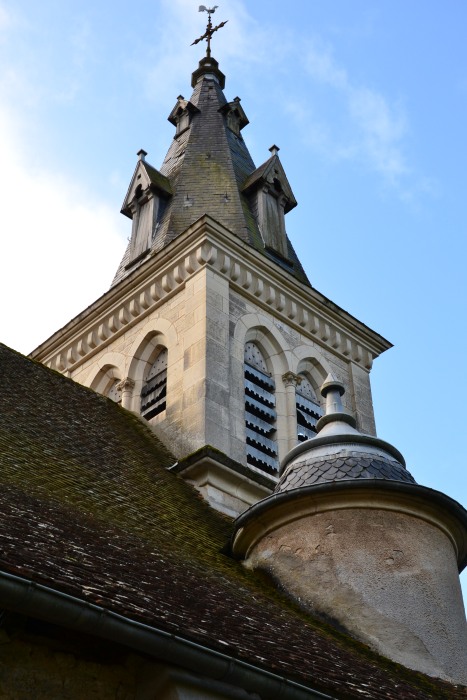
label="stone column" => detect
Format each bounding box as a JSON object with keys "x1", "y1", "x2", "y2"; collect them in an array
[
  {"x1": 282, "y1": 372, "x2": 301, "y2": 451},
  {"x1": 117, "y1": 378, "x2": 135, "y2": 411}
]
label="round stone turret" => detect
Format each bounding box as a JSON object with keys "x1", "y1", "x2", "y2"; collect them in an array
[{"x1": 232, "y1": 375, "x2": 467, "y2": 685}]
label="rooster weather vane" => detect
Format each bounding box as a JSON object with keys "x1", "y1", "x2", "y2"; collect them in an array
[{"x1": 191, "y1": 5, "x2": 228, "y2": 58}]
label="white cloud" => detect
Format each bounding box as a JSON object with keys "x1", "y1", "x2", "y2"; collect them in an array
[
  {"x1": 305, "y1": 43, "x2": 348, "y2": 89},
  {"x1": 137, "y1": 0, "x2": 277, "y2": 109},
  {"x1": 0, "y1": 2, "x2": 11, "y2": 34},
  {"x1": 301, "y1": 41, "x2": 409, "y2": 183},
  {"x1": 0, "y1": 105, "x2": 126, "y2": 355},
  {"x1": 348, "y1": 87, "x2": 408, "y2": 180}
]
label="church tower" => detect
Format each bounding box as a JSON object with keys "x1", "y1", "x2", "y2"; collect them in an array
[
  {"x1": 31, "y1": 27, "x2": 391, "y2": 516},
  {"x1": 26, "y1": 12, "x2": 467, "y2": 687}
]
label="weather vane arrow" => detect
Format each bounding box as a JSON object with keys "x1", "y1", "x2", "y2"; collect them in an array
[{"x1": 191, "y1": 5, "x2": 228, "y2": 58}]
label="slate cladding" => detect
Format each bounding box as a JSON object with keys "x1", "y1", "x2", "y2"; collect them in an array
[
  {"x1": 112, "y1": 60, "x2": 310, "y2": 287},
  {"x1": 276, "y1": 450, "x2": 416, "y2": 493},
  {"x1": 0, "y1": 343, "x2": 465, "y2": 699}
]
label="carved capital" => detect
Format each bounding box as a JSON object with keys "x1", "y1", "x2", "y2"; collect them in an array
[
  {"x1": 117, "y1": 378, "x2": 135, "y2": 393},
  {"x1": 282, "y1": 371, "x2": 302, "y2": 388}
]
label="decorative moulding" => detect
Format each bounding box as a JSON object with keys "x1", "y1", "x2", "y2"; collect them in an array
[
  {"x1": 31, "y1": 216, "x2": 391, "y2": 374},
  {"x1": 231, "y1": 481, "x2": 467, "y2": 567},
  {"x1": 178, "y1": 454, "x2": 274, "y2": 517}
]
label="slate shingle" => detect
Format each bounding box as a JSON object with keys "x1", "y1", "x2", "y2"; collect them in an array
[{"x1": 277, "y1": 450, "x2": 416, "y2": 493}]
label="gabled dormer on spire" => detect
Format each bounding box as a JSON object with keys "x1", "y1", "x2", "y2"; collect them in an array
[
  {"x1": 243, "y1": 145, "x2": 297, "y2": 260},
  {"x1": 120, "y1": 149, "x2": 172, "y2": 269},
  {"x1": 219, "y1": 96, "x2": 249, "y2": 136},
  {"x1": 168, "y1": 95, "x2": 200, "y2": 137}
]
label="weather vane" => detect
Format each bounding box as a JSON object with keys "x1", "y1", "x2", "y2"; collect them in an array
[{"x1": 191, "y1": 5, "x2": 228, "y2": 58}]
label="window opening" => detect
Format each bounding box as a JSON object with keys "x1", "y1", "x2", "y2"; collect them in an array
[
  {"x1": 107, "y1": 379, "x2": 122, "y2": 404},
  {"x1": 141, "y1": 348, "x2": 167, "y2": 420},
  {"x1": 244, "y1": 342, "x2": 278, "y2": 474},
  {"x1": 296, "y1": 374, "x2": 323, "y2": 442},
  {"x1": 135, "y1": 184, "x2": 143, "y2": 199}
]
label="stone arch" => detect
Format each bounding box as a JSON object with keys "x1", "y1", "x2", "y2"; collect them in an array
[
  {"x1": 232, "y1": 314, "x2": 292, "y2": 474},
  {"x1": 128, "y1": 318, "x2": 178, "y2": 377},
  {"x1": 293, "y1": 347, "x2": 357, "y2": 415},
  {"x1": 296, "y1": 356, "x2": 328, "y2": 398},
  {"x1": 243, "y1": 340, "x2": 279, "y2": 476},
  {"x1": 89, "y1": 363, "x2": 122, "y2": 403},
  {"x1": 127, "y1": 317, "x2": 179, "y2": 415},
  {"x1": 129, "y1": 332, "x2": 168, "y2": 385},
  {"x1": 233, "y1": 313, "x2": 291, "y2": 378}
]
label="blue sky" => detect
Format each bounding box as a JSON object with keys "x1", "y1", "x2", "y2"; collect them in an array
[{"x1": 1, "y1": 1, "x2": 466, "y2": 593}]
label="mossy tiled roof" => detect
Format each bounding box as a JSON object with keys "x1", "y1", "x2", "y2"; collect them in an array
[{"x1": 0, "y1": 343, "x2": 464, "y2": 699}]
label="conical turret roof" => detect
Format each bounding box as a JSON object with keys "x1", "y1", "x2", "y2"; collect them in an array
[
  {"x1": 112, "y1": 57, "x2": 309, "y2": 287},
  {"x1": 276, "y1": 374, "x2": 416, "y2": 493}
]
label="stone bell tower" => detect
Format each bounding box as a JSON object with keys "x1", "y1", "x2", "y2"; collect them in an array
[{"x1": 30, "y1": 45, "x2": 391, "y2": 516}]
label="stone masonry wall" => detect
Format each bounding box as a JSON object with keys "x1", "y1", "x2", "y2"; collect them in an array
[
  {"x1": 68, "y1": 265, "x2": 376, "y2": 471},
  {"x1": 227, "y1": 284, "x2": 376, "y2": 467}
]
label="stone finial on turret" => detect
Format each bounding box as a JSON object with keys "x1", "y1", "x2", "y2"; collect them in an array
[{"x1": 315, "y1": 373, "x2": 358, "y2": 434}]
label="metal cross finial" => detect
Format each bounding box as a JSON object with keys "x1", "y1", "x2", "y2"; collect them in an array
[{"x1": 191, "y1": 5, "x2": 228, "y2": 58}]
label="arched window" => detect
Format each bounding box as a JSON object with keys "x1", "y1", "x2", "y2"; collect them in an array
[
  {"x1": 244, "y1": 342, "x2": 278, "y2": 474},
  {"x1": 295, "y1": 373, "x2": 323, "y2": 442},
  {"x1": 90, "y1": 366, "x2": 122, "y2": 404},
  {"x1": 141, "y1": 348, "x2": 168, "y2": 420}
]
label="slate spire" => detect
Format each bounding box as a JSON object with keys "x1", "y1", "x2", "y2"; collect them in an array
[
  {"x1": 112, "y1": 55, "x2": 309, "y2": 287},
  {"x1": 156, "y1": 56, "x2": 254, "y2": 249}
]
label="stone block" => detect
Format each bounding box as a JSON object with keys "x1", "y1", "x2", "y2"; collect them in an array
[
  {"x1": 182, "y1": 358, "x2": 205, "y2": 390},
  {"x1": 206, "y1": 311, "x2": 229, "y2": 342}
]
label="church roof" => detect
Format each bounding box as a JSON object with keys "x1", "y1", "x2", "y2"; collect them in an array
[
  {"x1": 112, "y1": 57, "x2": 310, "y2": 288},
  {"x1": 0, "y1": 343, "x2": 464, "y2": 699}
]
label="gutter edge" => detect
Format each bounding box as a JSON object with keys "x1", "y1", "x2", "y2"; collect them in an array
[{"x1": 0, "y1": 569, "x2": 333, "y2": 700}]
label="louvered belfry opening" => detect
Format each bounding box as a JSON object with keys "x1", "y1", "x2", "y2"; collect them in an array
[
  {"x1": 295, "y1": 374, "x2": 323, "y2": 442},
  {"x1": 141, "y1": 348, "x2": 168, "y2": 420},
  {"x1": 244, "y1": 342, "x2": 279, "y2": 474}
]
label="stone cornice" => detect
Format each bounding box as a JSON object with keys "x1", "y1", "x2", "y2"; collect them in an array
[
  {"x1": 174, "y1": 445, "x2": 277, "y2": 490},
  {"x1": 30, "y1": 215, "x2": 391, "y2": 373}
]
